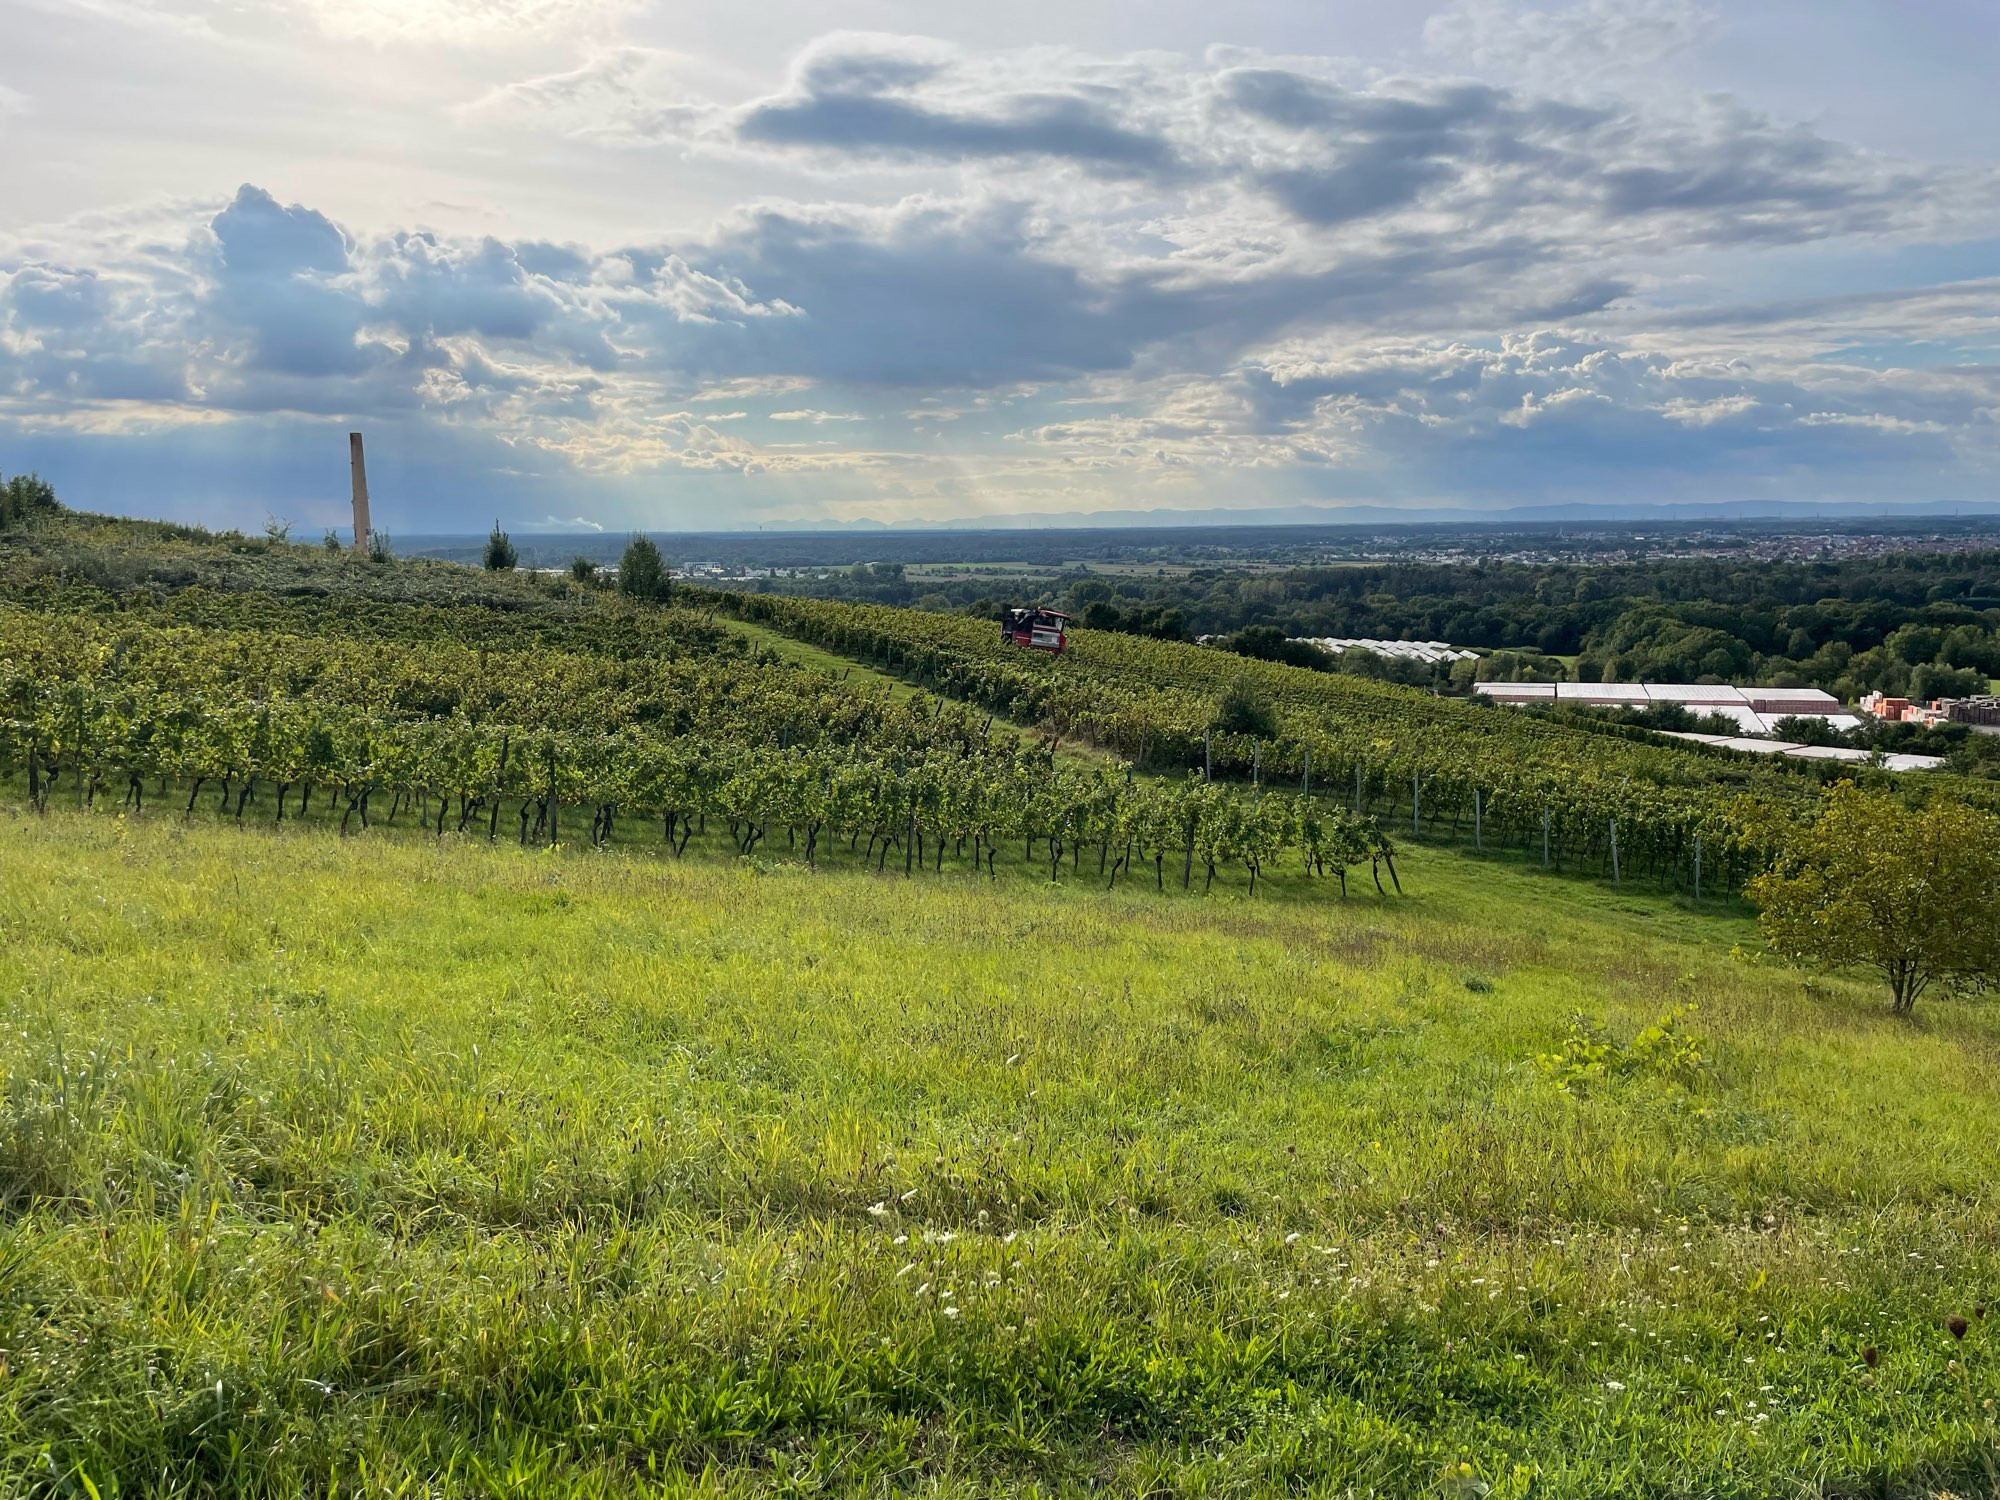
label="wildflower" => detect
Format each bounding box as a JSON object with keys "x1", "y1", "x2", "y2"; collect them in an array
[
  {"x1": 1284, "y1": 1232, "x2": 1301, "y2": 1245},
  {"x1": 1862, "y1": 1346, "x2": 1879, "y2": 1367},
  {"x1": 942, "y1": 1306, "x2": 960, "y2": 1319},
  {"x1": 867, "y1": 1201, "x2": 889, "y2": 1218},
  {"x1": 1947, "y1": 1315, "x2": 1969, "y2": 1340},
  {"x1": 1604, "y1": 1380, "x2": 1626, "y2": 1392}
]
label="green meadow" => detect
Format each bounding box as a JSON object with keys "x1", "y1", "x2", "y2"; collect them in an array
[{"x1": 0, "y1": 807, "x2": 1994, "y2": 1496}]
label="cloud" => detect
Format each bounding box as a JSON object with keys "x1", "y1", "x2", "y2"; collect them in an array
[
  {"x1": 5, "y1": 26, "x2": 1998, "y2": 530},
  {"x1": 1228, "y1": 328, "x2": 1991, "y2": 496},
  {"x1": 733, "y1": 34, "x2": 1186, "y2": 180},
  {"x1": 1423, "y1": 0, "x2": 1719, "y2": 94},
  {"x1": 288, "y1": 0, "x2": 638, "y2": 45},
  {"x1": 486, "y1": 34, "x2": 1985, "y2": 272}
]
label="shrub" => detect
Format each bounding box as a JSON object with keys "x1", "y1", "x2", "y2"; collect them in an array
[
  {"x1": 1212, "y1": 677, "x2": 1278, "y2": 738},
  {"x1": 618, "y1": 535, "x2": 671, "y2": 602},
  {"x1": 483, "y1": 521, "x2": 518, "y2": 571},
  {"x1": 1538, "y1": 1005, "x2": 1709, "y2": 1094},
  {"x1": 0, "y1": 473, "x2": 61, "y2": 527}
]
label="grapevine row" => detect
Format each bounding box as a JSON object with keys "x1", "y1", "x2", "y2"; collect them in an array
[{"x1": 0, "y1": 610, "x2": 1402, "y2": 897}]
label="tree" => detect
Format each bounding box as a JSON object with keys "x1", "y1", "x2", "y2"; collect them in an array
[
  {"x1": 0, "y1": 472, "x2": 60, "y2": 527},
  {"x1": 569, "y1": 555, "x2": 599, "y2": 584},
  {"x1": 1768, "y1": 714, "x2": 1847, "y2": 746},
  {"x1": 1737, "y1": 782, "x2": 2000, "y2": 1015},
  {"x1": 322, "y1": 530, "x2": 343, "y2": 553},
  {"x1": 368, "y1": 530, "x2": 394, "y2": 564},
  {"x1": 1212, "y1": 677, "x2": 1278, "y2": 738},
  {"x1": 618, "y1": 535, "x2": 671, "y2": 601},
  {"x1": 1220, "y1": 624, "x2": 1336, "y2": 673},
  {"x1": 483, "y1": 520, "x2": 518, "y2": 571}
]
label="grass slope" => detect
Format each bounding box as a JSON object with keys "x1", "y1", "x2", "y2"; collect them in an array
[{"x1": 1, "y1": 810, "x2": 1996, "y2": 1495}]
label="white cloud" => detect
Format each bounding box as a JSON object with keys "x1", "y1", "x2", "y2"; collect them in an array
[
  {"x1": 4, "y1": 25, "x2": 1997, "y2": 528},
  {"x1": 289, "y1": 0, "x2": 638, "y2": 45},
  {"x1": 1422, "y1": 0, "x2": 1718, "y2": 94}
]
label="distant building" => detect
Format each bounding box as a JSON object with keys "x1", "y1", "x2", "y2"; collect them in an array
[
  {"x1": 1860, "y1": 692, "x2": 1914, "y2": 722},
  {"x1": 1656, "y1": 733, "x2": 1943, "y2": 773},
  {"x1": 1861, "y1": 690, "x2": 2000, "y2": 729},
  {"x1": 1475, "y1": 681, "x2": 1857, "y2": 735},
  {"x1": 1297, "y1": 637, "x2": 1478, "y2": 664}
]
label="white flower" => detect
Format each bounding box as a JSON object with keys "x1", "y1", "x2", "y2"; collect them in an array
[
  {"x1": 867, "y1": 1202, "x2": 889, "y2": 1218},
  {"x1": 1605, "y1": 1381, "x2": 1625, "y2": 1392}
]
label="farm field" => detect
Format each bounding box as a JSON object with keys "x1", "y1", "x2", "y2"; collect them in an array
[{"x1": 1, "y1": 808, "x2": 1997, "y2": 1496}]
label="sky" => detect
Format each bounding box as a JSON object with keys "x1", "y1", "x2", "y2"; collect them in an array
[{"x1": 1, "y1": 0, "x2": 1996, "y2": 534}]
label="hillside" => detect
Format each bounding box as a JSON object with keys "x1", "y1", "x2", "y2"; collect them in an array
[
  {"x1": 0, "y1": 514, "x2": 1995, "y2": 1495},
  {"x1": 3, "y1": 811, "x2": 1996, "y2": 1495}
]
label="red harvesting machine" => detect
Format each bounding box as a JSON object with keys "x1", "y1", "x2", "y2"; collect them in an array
[{"x1": 1000, "y1": 606, "x2": 1069, "y2": 654}]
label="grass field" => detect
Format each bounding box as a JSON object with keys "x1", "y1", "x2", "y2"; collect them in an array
[{"x1": 2, "y1": 806, "x2": 1996, "y2": 1495}]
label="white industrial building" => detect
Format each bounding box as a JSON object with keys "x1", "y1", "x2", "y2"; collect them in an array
[
  {"x1": 1656, "y1": 733, "x2": 1942, "y2": 773},
  {"x1": 1471, "y1": 680, "x2": 1941, "y2": 769},
  {"x1": 1301, "y1": 638, "x2": 1479, "y2": 664},
  {"x1": 1473, "y1": 681, "x2": 1861, "y2": 736}
]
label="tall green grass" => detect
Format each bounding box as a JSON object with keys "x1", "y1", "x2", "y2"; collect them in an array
[{"x1": 0, "y1": 808, "x2": 1994, "y2": 1495}]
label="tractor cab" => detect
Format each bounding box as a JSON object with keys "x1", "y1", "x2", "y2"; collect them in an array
[{"x1": 1001, "y1": 606, "x2": 1069, "y2": 655}]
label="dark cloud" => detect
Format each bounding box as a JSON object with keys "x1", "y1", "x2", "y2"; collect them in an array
[
  {"x1": 649, "y1": 202, "x2": 1145, "y2": 384},
  {"x1": 211, "y1": 185, "x2": 350, "y2": 278},
  {"x1": 735, "y1": 39, "x2": 1183, "y2": 179},
  {"x1": 740, "y1": 90, "x2": 1182, "y2": 177},
  {"x1": 207, "y1": 185, "x2": 375, "y2": 379}
]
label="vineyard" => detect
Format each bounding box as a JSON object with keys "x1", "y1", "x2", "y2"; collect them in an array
[
  {"x1": 1, "y1": 514, "x2": 1983, "y2": 900},
  {"x1": 718, "y1": 592, "x2": 1998, "y2": 889},
  {"x1": 5, "y1": 515, "x2": 2000, "y2": 1496},
  {"x1": 0, "y1": 540, "x2": 1398, "y2": 897}
]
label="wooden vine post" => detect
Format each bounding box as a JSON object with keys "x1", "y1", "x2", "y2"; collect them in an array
[{"x1": 546, "y1": 740, "x2": 558, "y2": 847}]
